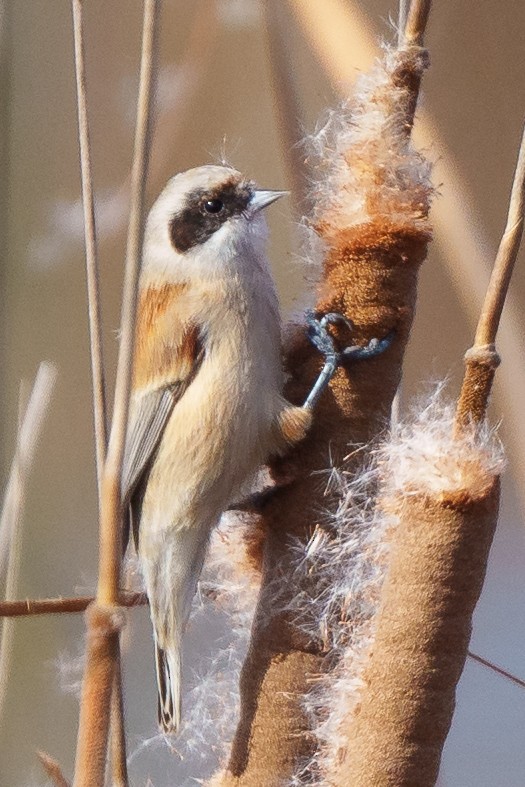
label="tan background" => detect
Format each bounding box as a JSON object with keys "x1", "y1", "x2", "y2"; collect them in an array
[{"x1": 1, "y1": 1, "x2": 525, "y2": 785}]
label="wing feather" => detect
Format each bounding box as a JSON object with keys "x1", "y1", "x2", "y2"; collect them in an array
[
  {"x1": 122, "y1": 384, "x2": 180, "y2": 502},
  {"x1": 121, "y1": 322, "x2": 204, "y2": 552}
]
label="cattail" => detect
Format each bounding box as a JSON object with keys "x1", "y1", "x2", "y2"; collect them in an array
[
  {"x1": 308, "y1": 394, "x2": 504, "y2": 786},
  {"x1": 213, "y1": 34, "x2": 433, "y2": 787}
]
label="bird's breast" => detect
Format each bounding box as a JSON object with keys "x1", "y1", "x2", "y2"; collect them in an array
[{"x1": 141, "y1": 275, "x2": 283, "y2": 534}]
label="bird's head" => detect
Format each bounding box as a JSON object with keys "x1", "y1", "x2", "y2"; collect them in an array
[{"x1": 142, "y1": 165, "x2": 287, "y2": 282}]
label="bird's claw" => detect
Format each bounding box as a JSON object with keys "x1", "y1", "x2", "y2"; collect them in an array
[{"x1": 304, "y1": 311, "x2": 394, "y2": 409}]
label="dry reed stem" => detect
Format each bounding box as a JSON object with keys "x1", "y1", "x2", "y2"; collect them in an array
[
  {"x1": 475, "y1": 123, "x2": 525, "y2": 347},
  {"x1": 71, "y1": 5, "x2": 129, "y2": 782},
  {"x1": 38, "y1": 750, "x2": 71, "y2": 787},
  {"x1": 0, "y1": 591, "x2": 146, "y2": 617},
  {"x1": 0, "y1": 364, "x2": 57, "y2": 727},
  {"x1": 74, "y1": 604, "x2": 126, "y2": 787},
  {"x1": 0, "y1": 364, "x2": 57, "y2": 579},
  {"x1": 73, "y1": 3, "x2": 158, "y2": 785},
  {"x1": 215, "y1": 7, "x2": 433, "y2": 785},
  {"x1": 71, "y1": 0, "x2": 107, "y2": 492},
  {"x1": 403, "y1": 0, "x2": 432, "y2": 46},
  {"x1": 59, "y1": 0, "x2": 218, "y2": 254},
  {"x1": 397, "y1": 0, "x2": 410, "y2": 46},
  {"x1": 108, "y1": 646, "x2": 128, "y2": 784},
  {"x1": 97, "y1": 0, "x2": 158, "y2": 610},
  {"x1": 468, "y1": 650, "x2": 525, "y2": 691},
  {"x1": 0, "y1": 499, "x2": 23, "y2": 726},
  {"x1": 108, "y1": 655, "x2": 128, "y2": 787},
  {"x1": 456, "y1": 122, "x2": 525, "y2": 428}
]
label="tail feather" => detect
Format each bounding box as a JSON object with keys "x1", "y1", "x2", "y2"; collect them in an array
[
  {"x1": 146, "y1": 527, "x2": 212, "y2": 734},
  {"x1": 155, "y1": 639, "x2": 182, "y2": 733}
]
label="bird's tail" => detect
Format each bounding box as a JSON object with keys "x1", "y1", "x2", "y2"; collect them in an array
[
  {"x1": 146, "y1": 526, "x2": 211, "y2": 734},
  {"x1": 154, "y1": 634, "x2": 182, "y2": 733}
]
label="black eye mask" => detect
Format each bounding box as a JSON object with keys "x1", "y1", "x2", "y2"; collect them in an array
[{"x1": 169, "y1": 178, "x2": 252, "y2": 254}]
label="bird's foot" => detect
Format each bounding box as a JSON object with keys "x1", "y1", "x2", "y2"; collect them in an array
[{"x1": 304, "y1": 311, "x2": 394, "y2": 409}]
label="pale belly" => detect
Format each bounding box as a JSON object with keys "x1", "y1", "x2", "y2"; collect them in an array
[{"x1": 139, "y1": 348, "x2": 280, "y2": 538}]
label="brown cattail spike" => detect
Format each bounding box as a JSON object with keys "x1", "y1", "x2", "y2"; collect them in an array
[{"x1": 215, "y1": 26, "x2": 434, "y2": 787}]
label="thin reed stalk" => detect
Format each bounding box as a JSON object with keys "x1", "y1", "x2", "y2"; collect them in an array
[
  {"x1": 71, "y1": 0, "x2": 107, "y2": 492},
  {"x1": 97, "y1": 0, "x2": 158, "y2": 611},
  {"x1": 0, "y1": 364, "x2": 57, "y2": 726},
  {"x1": 468, "y1": 651, "x2": 525, "y2": 691},
  {"x1": 0, "y1": 498, "x2": 23, "y2": 726},
  {"x1": 72, "y1": 3, "x2": 159, "y2": 785},
  {"x1": 456, "y1": 121, "x2": 525, "y2": 428},
  {"x1": 71, "y1": 4, "x2": 129, "y2": 782},
  {"x1": 0, "y1": 592, "x2": 146, "y2": 617},
  {"x1": 108, "y1": 656, "x2": 128, "y2": 787},
  {"x1": 403, "y1": 0, "x2": 432, "y2": 46},
  {"x1": 38, "y1": 751, "x2": 71, "y2": 787}
]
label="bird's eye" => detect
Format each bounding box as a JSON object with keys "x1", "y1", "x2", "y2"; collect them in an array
[{"x1": 203, "y1": 198, "x2": 224, "y2": 214}]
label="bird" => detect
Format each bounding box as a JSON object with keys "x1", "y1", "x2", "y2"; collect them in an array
[{"x1": 122, "y1": 165, "x2": 314, "y2": 733}]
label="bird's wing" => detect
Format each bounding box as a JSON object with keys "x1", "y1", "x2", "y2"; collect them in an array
[
  {"x1": 122, "y1": 327, "x2": 205, "y2": 552},
  {"x1": 122, "y1": 383, "x2": 182, "y2": 501}
]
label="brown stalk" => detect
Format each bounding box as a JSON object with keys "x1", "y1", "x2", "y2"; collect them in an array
[
  {"x1": 0, "y1": 364, "x2": 57, "y2": 726},
  {"x1": 96, "y1": 0, "x2": 157, "y2": 612},
  {"x1": 71, "y1": 3, "x2": 130, "y2": 782},
  {"x1": 403, "y1": 0, "x2": 432, "y2": 46},
  {"x1": 214, "y1": 5, "x2": 433, "y2": 785},
  {"x1": 397, "y1": 0, "x2": 410, "y2": 46},
  {"x1": 108, "y1": 655, "x2": 128, "y2": 787},
  {"x1": 0, "y1": 591, "x2": 146, "y2": 617},
  {"x1": 38, "y1": 751, "x2": 71, "y2": 787},
  {"x1": 456, "y1": 121, "x2": 525, "y2": 428},
  {"x1": 71, "y1": 0, "x2": 107, "y2": 490},
  {"x1": 468, "y1": 650, "x2": 525, "y2": 691},
  {"x1": 72, "y1": 3, "x2": 159, "y2": 785}
]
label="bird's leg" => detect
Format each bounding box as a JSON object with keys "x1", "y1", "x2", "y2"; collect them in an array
[
  {"x1": 303, "y1": 311, "x2": 394, "y2": 409},
  {"x1": 227, "y1": 314, "x2": 393, "y2": 514}
]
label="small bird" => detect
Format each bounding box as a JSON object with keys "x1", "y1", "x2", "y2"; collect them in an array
[{"x1": 122, "y1": 165, "x2": 313, "y2": 733}]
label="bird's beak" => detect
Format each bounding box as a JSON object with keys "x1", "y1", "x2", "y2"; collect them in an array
[{"x1": 249, "y1": 189, "x2": 288, "y2": 213}]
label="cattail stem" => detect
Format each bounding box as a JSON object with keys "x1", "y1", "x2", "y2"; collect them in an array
[
  {"x1": 403, "y1": 0, "x2": 432, "y2": 46},
  {"x1": 456, "y1": 121, "x2": 525, "y2": 430}
]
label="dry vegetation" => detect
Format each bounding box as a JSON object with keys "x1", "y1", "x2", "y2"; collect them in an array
[{"x1": 1, "y1": 1, "x2": 525, "y2": 785}]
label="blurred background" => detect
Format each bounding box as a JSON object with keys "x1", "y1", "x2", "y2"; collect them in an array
[{"x1": 1, "y1": 1, "x2": 525, "y2": 785}]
